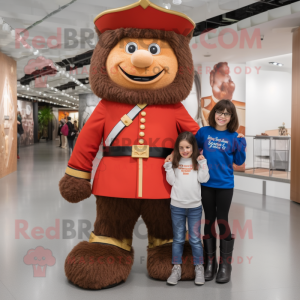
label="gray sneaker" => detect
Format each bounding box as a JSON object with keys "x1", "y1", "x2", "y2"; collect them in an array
[
  {"x1": 167, "y1": 265, "x2": 181, "y2": 285},
  {"x1": 195, "y1": 264, "x2": 205, "y2": 285}
]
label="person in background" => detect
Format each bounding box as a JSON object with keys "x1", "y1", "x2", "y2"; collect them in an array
[
  {"x1": 66, "y1": 117, "x2": 76, "y2": 156},
  {"x1": 17, "y1": 111, "x2": 22, "y2": 159},
  {"x1": 60, "y1": 119, "x2": 67, "y2": 149},
  {"x1": 57, "y1": 120, "x2": 64, "y2": 147},
  {"x1": 73, "y1": 120, "x2": 79, "y2": 135}
]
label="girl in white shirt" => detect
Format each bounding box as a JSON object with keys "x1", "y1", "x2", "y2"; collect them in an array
[{"x1": 164, "y1": 131, "x2": 209, "y2": 286}]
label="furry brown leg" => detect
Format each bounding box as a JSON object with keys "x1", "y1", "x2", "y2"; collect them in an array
[
  {"x1": 64, "y1": 196, "x2": 141, "y2": 289},
  {"x1": 141, "y1": 199, "x2": 195, "y2": 280},
  {"x1": 65, "y1": 241, "x2": 134, "y2": 289}
]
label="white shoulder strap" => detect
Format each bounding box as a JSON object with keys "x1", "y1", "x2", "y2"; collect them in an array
[{"x1": 105, "y1": 104, "x2": 147, "y2": 146}]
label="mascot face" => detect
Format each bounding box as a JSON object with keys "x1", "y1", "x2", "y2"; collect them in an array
[
  {"x1": 90, "y1": 28, "x2": 194, "y2": 106},
  {"x1": 107, "y1": 38, "x2": 178, "y2": 90}
]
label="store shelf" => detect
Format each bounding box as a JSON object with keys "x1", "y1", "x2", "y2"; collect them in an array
[{"x1": 253, "y1": 136, "x2": 290, "y2": 177}]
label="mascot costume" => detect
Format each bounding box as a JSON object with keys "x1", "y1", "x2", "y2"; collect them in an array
[{"x1": 59, "y1": 0, "x2": 202, "y2": 289}]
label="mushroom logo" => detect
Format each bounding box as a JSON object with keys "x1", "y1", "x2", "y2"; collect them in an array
[
  {"x1": 24, "y1": 56, "x2": 56, "y2": 88},
  {"x1": 23, "y1": 246, "x2": 56, "y2": 277}
]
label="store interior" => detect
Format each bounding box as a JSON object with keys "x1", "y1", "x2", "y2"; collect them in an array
[{"x1": 1, "y1": 0, "x2": 300, "y2": 299}]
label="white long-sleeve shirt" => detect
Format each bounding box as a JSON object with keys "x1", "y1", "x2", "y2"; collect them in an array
[{"x1": 163, "y1": 158, "x2": 210, "y2": 208}]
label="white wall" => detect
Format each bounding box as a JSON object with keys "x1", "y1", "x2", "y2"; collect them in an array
[
  {"x1": 245, "y1": 59, "x2": 292, "y2": 171},
  {"x1": 245, "y1": 67, "x2": 292, "y2": 136}
]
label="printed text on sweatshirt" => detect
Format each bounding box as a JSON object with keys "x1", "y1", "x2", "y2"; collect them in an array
[{"x1": 164, "y1": 158, "x2": 210, "y2": 208}]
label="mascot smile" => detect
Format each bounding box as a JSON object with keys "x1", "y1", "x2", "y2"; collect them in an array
[{"x1": 59, "y1": 0, "x2": 201, "y2": 290}]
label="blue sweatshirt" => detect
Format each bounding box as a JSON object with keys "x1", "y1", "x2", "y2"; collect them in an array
[{"x1": 195, "y1": 126, "x2": 246, "y2": 189}]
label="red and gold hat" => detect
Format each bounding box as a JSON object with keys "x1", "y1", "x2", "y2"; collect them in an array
[{"x1": 94, "y1": 0, "x2": 195, "y2": 37}]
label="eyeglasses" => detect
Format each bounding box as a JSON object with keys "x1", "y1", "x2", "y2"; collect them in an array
[{"x1": 215, "y1": 111, "x2": 232, "y2": 118}]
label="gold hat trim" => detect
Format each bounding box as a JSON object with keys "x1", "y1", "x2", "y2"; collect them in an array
[{"x1": 94, "y1": 0, "x2": 195, "y2": 29}]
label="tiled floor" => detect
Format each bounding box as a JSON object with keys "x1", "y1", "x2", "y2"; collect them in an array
[{"x1": 0, "y1": 141, "x2": 299, "y2": 300}]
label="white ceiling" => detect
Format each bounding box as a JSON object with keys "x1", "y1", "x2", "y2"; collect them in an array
[
  {"x1": 1, "y1": 0, "x2": 297, "y2": 108},
  {"x1": 191, "y1": 4, "x2": 300, "y2": 65},
  {"x1": 0, "y1": 0, "x2": 258, "y2": 79}
]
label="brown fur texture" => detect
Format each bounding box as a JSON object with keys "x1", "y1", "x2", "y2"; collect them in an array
[
  {"x1": 65, "y1": 241, "x2": 134, "y2": 289},
  {"x1": 90, "y1": 28, "x2": 194, "y2": 106},
  {"x1": 141, "y1": 198, "x2": 173, "y2": 240},
  {"x1": 93, "y1": 196, "x2": 173, "y2": 241},
  {"x1": 94, "y1": 196, "x2": 141, "y2": 240},
  {"x1": 59, "y1": 175, "x2": 92, "y2": 203},
  {"x1": 147, "y1": 242, "x2": 195, "y2": 280},
  {"x1": 64, "y1": 196, "x2": 200, "y2": 288}
]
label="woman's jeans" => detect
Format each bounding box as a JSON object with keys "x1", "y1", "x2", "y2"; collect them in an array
[
  {"x1": 67, "y1": 138, "x2": 74, "y2": 155},
  {"x1": 170, "y1": 204, "x2": 204, "y2": 266},
  {"x1": 17, "y1": 133, "x2": 20, "y2": 155}
]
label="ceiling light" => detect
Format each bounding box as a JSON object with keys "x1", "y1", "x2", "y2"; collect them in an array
[
  {"x1": 269, "y1": 62, "x2": 283, "y2": 66},
  {"x1": 173, "y1": 0, "x2": 182, "y2": 4},
  {"x1": 163, "y1": 3, "x2": 171, "y2": 9},
  {"x1": 2, "y1": 23, "x2": 11, "y2": 32}
]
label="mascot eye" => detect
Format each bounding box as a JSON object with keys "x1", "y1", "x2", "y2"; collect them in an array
[
  {"x1": 148, "y1": 43, "x2": 161, "y2": 55},
  {"x1": 125, "y1": 42, "x2": 138, "y2": 54}
]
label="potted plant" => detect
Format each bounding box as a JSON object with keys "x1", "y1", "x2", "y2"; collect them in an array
[
  {"x1": 278, "y1": 122, "x2": 288, "y2": 136},
  {"x1": 38, "y1": 107, "x2": 54, "y2": 142}
]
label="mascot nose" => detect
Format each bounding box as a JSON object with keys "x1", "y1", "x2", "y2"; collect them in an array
[{"x1": 131, "y1": 50, "x2": 153, "y2": 68}]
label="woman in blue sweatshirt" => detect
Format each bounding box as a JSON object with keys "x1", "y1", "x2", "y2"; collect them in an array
[{"x1": 194, "y1": 99, "x2": 246, "y2": 283}]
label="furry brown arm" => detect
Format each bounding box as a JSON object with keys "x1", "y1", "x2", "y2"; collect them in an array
[{"x1": 59, "y1": 174, "x2": 92, "y2": 203}]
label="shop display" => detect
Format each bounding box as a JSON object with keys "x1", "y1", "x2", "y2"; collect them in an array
[
  {"x1": 59, "y1": 0, "x2": 200, "y2": 290},
  {"x1": 17, "y1": 100, "x2": 34, "y2": 146},
  {"x1": 78, "y1": 94, "x2": 101, "y2": 130},
  {"x1": 253, "y1": 136, "x2": 290, "y2": 176},
  {"x1": 58, "y1": 111, "x2": 78, "y2": 123}
]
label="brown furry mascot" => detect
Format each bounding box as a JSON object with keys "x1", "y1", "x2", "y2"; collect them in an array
[{"x1": 59, "y1": 0, "x2": 201, "y2": 289}]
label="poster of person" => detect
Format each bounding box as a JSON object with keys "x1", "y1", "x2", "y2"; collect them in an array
[
  {"x1": 201, "y1": 62, "x2": 246, "y2": 135},
  {"x1": 17, "y1": 100, "x2": 34, "y2": 146}
]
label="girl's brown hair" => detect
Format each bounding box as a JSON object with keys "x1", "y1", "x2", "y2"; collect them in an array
[
  {"x1": 172, "y1": 132, "x2": 199, "y2": 171},
  {"x1": 207, "y1": 99, "x2": 239, "y2": 132}
]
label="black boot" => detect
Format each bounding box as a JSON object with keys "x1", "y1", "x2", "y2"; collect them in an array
[
  {"x1": 216, "y1": 234, "x2": 235, "y2": 283},
  {"x1": 203, "y1": 237, "x2": 218, "y2": 281}
]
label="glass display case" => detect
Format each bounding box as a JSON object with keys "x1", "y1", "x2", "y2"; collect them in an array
[{"x1": 253, "y1": 136, "x2": 290, "y2": 177}]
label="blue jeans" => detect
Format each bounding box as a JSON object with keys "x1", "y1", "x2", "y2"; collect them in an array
[
  {"x1": 170, "y1": 204, "x2": 204, "y2": 265},
  {"x1": 67, "y1": 138, "x2": 74, "y2": 155}
]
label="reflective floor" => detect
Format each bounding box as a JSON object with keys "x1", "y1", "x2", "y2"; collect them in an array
[{"x1": 0, "y1": 141, "x2": 299, "y2": 300}]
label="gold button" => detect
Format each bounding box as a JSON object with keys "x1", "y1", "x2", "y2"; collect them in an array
[
  {"x1": 139, "y1": 139, "x2": 144, "y2": 144},
  {"x1": 140, "y1": 124, "x2": 145, "y2": 130},
  {"x1": 140, "y1": 118, "x2": 146, "y2": 123},
  {"x1": 141, "y1": 111, "x2": 146, "y2": 116},
  {"x1": 139, "y1": 132, "x2": 145, "y2": 137}
]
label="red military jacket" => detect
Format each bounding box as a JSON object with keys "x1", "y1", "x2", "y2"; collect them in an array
[{"x1": 66, "y1": 99, "x2": 200, "y2": 199}]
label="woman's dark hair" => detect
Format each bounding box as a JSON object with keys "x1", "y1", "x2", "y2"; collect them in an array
[
  {"x1": 207, "y1": 99, "x2": 239, "y2": 132},
  {"x1": 172, "y1": 132, "x2": 199, "y2": 171}
]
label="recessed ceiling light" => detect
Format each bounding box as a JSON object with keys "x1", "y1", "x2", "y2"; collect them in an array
[{"x1": 269, "y1": 62, "x2": 283, "y2": 66}]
